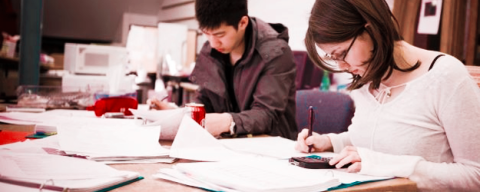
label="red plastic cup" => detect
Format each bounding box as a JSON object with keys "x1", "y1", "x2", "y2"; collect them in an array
[{"x1": 186, "y1": 103, "x2": 205, "y2": 128}]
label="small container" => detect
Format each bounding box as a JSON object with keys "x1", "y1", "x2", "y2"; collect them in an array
[{"x1": 186, "y1": 103, "x2": 205, "y2": 128}]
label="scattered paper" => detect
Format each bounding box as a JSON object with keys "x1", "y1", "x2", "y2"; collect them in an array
[
  {"x1": 169, "y1": 116, "x2": 247, "y2": 161},
  {"x1": 220, "y1": 137, "x2": 337, "y2": 159}
]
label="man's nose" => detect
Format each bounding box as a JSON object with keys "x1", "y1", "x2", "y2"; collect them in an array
[{"x1": 209, "y1": 37, "x2": 220, "y2": 48}]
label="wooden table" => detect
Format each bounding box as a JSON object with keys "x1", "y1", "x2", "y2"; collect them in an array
[{"x1": 0, "y1": 105, "x2": 417, "y2": 191}]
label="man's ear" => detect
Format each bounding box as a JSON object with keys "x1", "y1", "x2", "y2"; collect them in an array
[{"x1": 238, "y1": 16, "x2": 249, "y2": 30}]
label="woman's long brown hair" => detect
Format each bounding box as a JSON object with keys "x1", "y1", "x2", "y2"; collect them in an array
[{"x1": 305, "y1": 0, "x2": 419, "y2": 90}]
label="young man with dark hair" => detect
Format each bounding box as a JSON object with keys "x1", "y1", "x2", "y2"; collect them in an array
[{"x1": 151, "y1": 0, "x2": 298, "y2": 140}]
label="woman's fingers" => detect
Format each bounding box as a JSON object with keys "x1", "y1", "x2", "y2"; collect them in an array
[
  {"x1": 295, "y1": 129, "x2": 310, "y2": 152},
  {"x1": 295, "y1": 129, "x2": 328, "y2": 153},
  {"x1": 347, "y1": 162, "x2": 361, "y2": 173},
  {"x1": 330, "y1": 146, "x2": 361, "y2": 172}
]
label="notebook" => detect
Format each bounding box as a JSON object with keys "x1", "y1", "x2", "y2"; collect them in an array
[{"x1": 0, "y1": 152, "x2": 142, "y2": 192}]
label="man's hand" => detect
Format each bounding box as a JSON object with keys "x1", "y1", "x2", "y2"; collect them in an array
[
  {"x1": 205, "y1": 113, "x2": 233, "y2": 137},
  {"x1": 147, "y1": 98, "x2": 177, "y2": 110}
]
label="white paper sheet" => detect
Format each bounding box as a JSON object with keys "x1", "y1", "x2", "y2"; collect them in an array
[
  {"x1": 169, "y1": 116, "x2": 338, "y2": 162},
  {"x1": 169, "y1": 116, "x2": 248, "y2": 161},
  {"x1": 220, "y1": 137, "x2": 336, "y2": 159}
]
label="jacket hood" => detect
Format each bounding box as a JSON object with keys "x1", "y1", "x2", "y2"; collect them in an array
[
  {"x1": 249, "y1": 17, "x2": 290, "y2": 64},
  {"x1": 254, "y1": 18, "x2": 290, "y2": 43}
]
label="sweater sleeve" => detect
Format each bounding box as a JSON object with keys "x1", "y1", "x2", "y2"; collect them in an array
[{"x1": 358, "y1": 76, "x2": 480, "y2": 191}]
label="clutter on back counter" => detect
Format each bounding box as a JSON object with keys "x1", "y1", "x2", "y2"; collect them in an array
[
  {"x1": 0, "y1": 32, "x2": 19, "y2": 58},
  {"x1": 16, "y1": 85, "x2": 139, "y2": 117},
  {"x1": 16, "y1": 85, "x2": 100, "y2": 109}
]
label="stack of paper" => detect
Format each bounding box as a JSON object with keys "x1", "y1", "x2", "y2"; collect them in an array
[
  {"x1": 0, "y1": 152, "x2": 142, "y2": 191},
  {"x1": 155, "y1": 159, "x2": 340, "y2": 192},
  {"x1": 0, "y1": 109, "x2": 176, "y2": 164},
  {"x1": 55, "y1": 116, "x2": 173, "y2": 163},
  {"x1": 0, "y1": 112, "x2": 58, "y2": 133},
  {"x1": 0, "y1": 109, "x2": 99, "y2": 133}
]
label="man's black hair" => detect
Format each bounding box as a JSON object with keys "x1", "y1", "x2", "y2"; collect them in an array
[{"x1": 195, "y1": 0, "x2": 248, "y2": 30}]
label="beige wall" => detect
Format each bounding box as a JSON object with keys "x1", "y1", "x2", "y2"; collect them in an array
[
  {"x1": 157, "y1": 0, "x2": 318, "y2": 51},
  {"x1": 41, "y1": 0, "x2": 163, "y2": 42}
]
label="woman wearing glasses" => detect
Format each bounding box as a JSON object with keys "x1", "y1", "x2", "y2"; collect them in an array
[{"x1": 295, "y1": 0, "x2": 480, "y2": 191}]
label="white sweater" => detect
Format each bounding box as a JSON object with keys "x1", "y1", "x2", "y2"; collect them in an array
[{"x1": 328, "y1": 55, "x2": 480, "y2": 191}]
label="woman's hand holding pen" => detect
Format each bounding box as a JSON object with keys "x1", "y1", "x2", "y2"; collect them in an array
[
  {"x1": 329, "y1": 146, "x2": 362, "y2": 173},
  {"x1": 295, "y1": 128, "x2": 333, "y2": 153},
  {"x1": 295, "y1": 129, "x2": 361, "y2": 172}
]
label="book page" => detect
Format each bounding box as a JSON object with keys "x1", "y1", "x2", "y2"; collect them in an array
[{"x1": 174, "y1": 159, "x2": 340, "y2": 192}]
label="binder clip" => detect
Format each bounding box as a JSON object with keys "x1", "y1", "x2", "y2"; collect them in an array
[{"x1": 86, "y1": 96, "x2": 138, "y2": 117}]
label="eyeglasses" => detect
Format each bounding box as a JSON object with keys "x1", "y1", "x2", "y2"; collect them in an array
[{"x1": 320, "y1": 33, "x2": 358, "y2": 70}]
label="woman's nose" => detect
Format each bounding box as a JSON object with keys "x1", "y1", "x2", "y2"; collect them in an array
[{"x1": 338, "y1": 61, "x2": 351, "y2": 71}]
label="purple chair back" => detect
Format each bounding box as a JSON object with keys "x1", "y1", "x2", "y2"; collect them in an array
[{"x1": 296, "y1": 89, "x2": 354, "y2": 134}]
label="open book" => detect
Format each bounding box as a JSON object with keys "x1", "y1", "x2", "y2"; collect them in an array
[{"x1": 0, "y1": 152, "x2": 142, "y2": 191}]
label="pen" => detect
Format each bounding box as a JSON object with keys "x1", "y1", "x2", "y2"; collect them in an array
[{"x1": 308, "y1": 106, "x2": 314, "y2": 153}]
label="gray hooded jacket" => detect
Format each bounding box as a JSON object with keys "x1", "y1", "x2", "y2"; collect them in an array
[{"x1": 190, "y1": 17, "x2": 298, "y2": 140}]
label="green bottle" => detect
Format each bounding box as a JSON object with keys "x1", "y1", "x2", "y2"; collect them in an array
[{"x1": 320, "y1": 70, "x2": 330, "y2": 91}]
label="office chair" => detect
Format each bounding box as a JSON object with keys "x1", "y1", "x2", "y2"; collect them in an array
[
  {"x1": 296, "y1": 89, "x2": 355, "y2": 134},
  {"x1": 293, "y1": 51, "x2": 324, "y2": 90}
]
